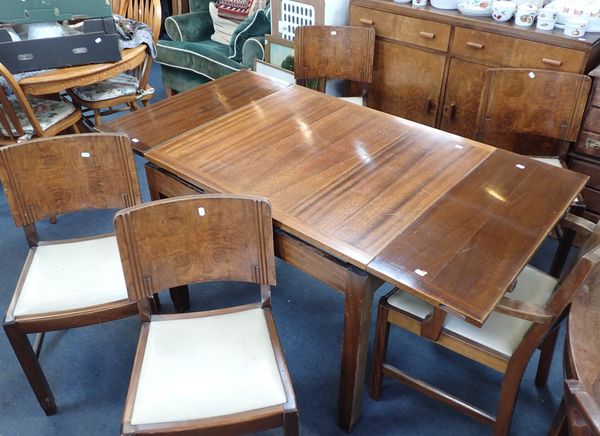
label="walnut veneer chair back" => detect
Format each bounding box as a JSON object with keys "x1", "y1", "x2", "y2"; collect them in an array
[
  {"x1": 475, "y1": 68, "x2": 591, "y2": 157},
  {"x1": 114, "y1": 195, "x2": 298, "y2": 435},
  {"x1": 1, "y1": 133, "x2": 141, "y2": 415},
  {"x1": 370, "y1": 215, "x2": 600, "y2": 435},
  {"x1": 294, "y1": 25, "x2": 375, "y2": 105},
  {"x1": 0, "y1": 63, "x2": 81, "y2": 142}
]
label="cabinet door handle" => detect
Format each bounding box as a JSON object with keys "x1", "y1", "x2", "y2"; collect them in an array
[
  {"x1": 419, "y1": 31, "x2": 435, "y2": 39},
  {"x1": 444, "y1": 103, "x2": 457, "y2": 121},
  {"x1": 466, "y1": 41, "x2": 484, "y2": 49},
  {"x1": 426, "y1": 98, "x2": 437, "y2": 114},
  {"x1": 542, "y1": 58, "x2": 563, "y2": 66},
  {"x1": 360, "y1": 18, "x2": 374, "y2": 25}
]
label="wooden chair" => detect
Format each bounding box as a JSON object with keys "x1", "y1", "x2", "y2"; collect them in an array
[
  {"x1": 1, "y1": 133, "x2": 141, "y2": 415},
  {"x1": 114, "y1": 195, "x2": 298, "y2": 435},
  {"x1": 370, "y1": 213, "x2": 600, "y2": 436},
  {"x1": 475, "y1": 68, "x2": 591, "y2": 159},
  {"x1": 67, "y1": 0, "x2": 161, "y2": 126},
  {"x1": 294, "y1": 25, "x2": 375, "y2": 106},
  {"x1": 0, "y1": 63, "x2": 81, "y2": 143},
  {"x1": 476, "y1": 68, "x2": 593, "y2": 383}
]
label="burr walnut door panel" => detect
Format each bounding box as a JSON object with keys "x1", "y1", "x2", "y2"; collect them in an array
[
  {"x1": 439, "y1": 58, "x2": 489, "y2": 139},
  {"x1": 368, "y1": 39, "x2": 446, "y2": 127}
]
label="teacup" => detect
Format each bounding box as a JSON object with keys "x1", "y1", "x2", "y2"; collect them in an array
[
  {"x1": 515, "y1": 3, "x2": 538, "y2": 26},
  {"x1": 564, "y1": 17, "x2": 588, "y2": 37},
  {"x1": 536, "y1": 18, "x2": 556, "y2": 29},
  {"x1": 412, "y1": 0, "x2": 428, "y2": 6},
  {"x1": 492, "y1": 1, "x2": 516, "y2": 22},
  {"x1": 538, "y1": 7, "x2": 558, "y2": 21}
]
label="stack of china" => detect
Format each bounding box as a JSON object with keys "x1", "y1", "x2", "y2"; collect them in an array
[
  {"x1": 545, "y1": 0, "x2": 600, "y2": 32},
  {"x1": 492, "y1": 1, "x2": 517, "y2": 21},
  {"x1": 564, "y1": 17, "x2": 589, "y2": 36},
  {"x1": 515, "y1": 3, "x2": 538, "y2": 26},
  {"x1": 537, "y1": 6, "x2": 559, "y2": 29}
]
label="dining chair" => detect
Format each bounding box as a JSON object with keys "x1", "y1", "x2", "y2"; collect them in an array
[
  {"x1": 1, "y1": 133, "x2": 141, "y2": 415},
  {"x1": 475, "y1": 68, "x2": 593, "y2": 384},
  {"x1": 67, "y1": 0, "x2": 162, "y2": 126},
  {"x1": 370, "y1": 213, "x2": 600, "y2": 436},
  {"x1": 0, "y1": 63, "x2": 81, "y2": 143},
  {"x1": 294, "y1": 25, "x2": 375, "y2": 106},
  {"x1": 114, "y1": 194, "x2": 298, "y2": 435}
]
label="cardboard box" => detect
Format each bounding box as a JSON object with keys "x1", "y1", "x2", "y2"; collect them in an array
[
  {"x1": 0, "y1": 0, "x2": 113, "y2": 24},
  {"x1": 0, "y1": 17, "x2": 121, "y2": 74}
]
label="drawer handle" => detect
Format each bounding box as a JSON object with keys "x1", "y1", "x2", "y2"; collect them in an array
[
  {"x1": 585, "y1": 138, "x2": 600, "y2": 150},
  {"x1": 419, "y1": 31, "x2": 435, "y2": 39},
  {"x1": 542, "y1": 58, "x2": 563, "y2": 66},
  {"x1": 444, "y1": 102, "x2": 457, "y2": 120},
  {"x1": 466, "y1": 41, "x2": 484, "y2": 49},
  {"x1": 360, "y1": 18, "x2": 374, "y2": 25},
  {"x1": 426, "y1": 98, "x2": 437, "y2": 114}
]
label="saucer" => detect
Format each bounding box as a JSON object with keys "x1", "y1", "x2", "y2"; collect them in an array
[{"x1": 458, "y1": 3, "x2": 493, "y2": 15}]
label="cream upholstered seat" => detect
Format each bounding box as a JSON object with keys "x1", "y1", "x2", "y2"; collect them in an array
[
  {"x1": 2, "y1": 133, "x2": 141, "y2": 415},
  {"x1": 13, "y1": 236, "x2": 127, "y2": 317},
  {"x1": 370, "y1": 214, "x2": 600, "y2": 435},
  {"x1": 130, "y1": 308, "x2": 287, "y2": 425},
  {"x1": 116, "y1": 195, "x2": 298, "y2": 435},
  {"x1": 387, "y1": 266, "x2": 557, "y2": 357}
]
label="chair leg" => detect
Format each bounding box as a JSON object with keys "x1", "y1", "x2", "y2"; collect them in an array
[
  {"x1": 164, "y1": 86, "x2": 175, "y2": 97},
  {"x1": 283, "y1": 410, "x2": 299, "y2": 436},
  {"x1": 169, "y1": 285, "x2": 190, "y2": 312},
  {"x1": 548, "y1": 398, "x2": 568, "y2": 436},
  {"x1": 4, "y1": 322, "x2": 57, "y2": 415},
  {"x1": 370, "y1": 303, "x2": 391, "y2": 400},
  {"x1": 494, "y1": 359, "x2": 530, "y2": 436},
  {"x1": 71, "y1": 122, "x2": 80, "y2": 134},
  {"x1": 94, "y1": 109, "x2": 102, "y2": 126},
  {"x1": 535, "y1": 327, "x2": 560, "y2": 388}
]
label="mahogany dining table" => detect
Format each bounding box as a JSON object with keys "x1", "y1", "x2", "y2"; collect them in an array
[
  {"x1": 17, "y1": 45, "x2": 147, "y2": 96},
  {"x1": 101, "y1": 71, "x2": 588, "y2": 431}
]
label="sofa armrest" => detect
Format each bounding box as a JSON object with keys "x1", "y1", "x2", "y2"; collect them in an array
[
  {"x1": 241, "y1": 36, "x2": 266, "y2": 68},
  {"x1": 165, "y1": 12, "x2": 213, "y2": 42}
]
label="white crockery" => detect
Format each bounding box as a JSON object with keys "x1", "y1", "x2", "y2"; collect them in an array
[{"x1": 492, "y1": 0, "x2": 517, "y2": 21}]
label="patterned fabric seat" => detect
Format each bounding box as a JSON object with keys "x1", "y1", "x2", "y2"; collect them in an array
[
  {"x1": 70, "y1": 73, "x2": 154, "y2": 102},
  {"x1": 0, "y1": 96, "x2": 76, "y2": 139}
]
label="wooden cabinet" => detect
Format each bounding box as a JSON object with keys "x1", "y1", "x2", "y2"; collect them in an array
[
  {"x1": 349, "y1": 0, "x2": 600, "y2": 140},
  {"x1": 570, "y1": 66, "x2": 600, "y2": 221}
]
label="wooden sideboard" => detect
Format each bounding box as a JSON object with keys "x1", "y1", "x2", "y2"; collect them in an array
[
  {"x1": 570, "y1": 65, "x2": 600, "y2": 221},
  {"x1": 349, "y1": 0, "x2": 600, "y2": 140}
]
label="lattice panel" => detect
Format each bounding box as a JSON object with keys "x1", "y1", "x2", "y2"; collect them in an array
[{"x1": 278, "y1": 0, "x2": 316, "y2": 41}]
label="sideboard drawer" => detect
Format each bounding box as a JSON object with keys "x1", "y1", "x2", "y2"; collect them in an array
[
  {"x1": 451, "y1": 28, "x2": 586, "y2": 72},
  {"x1": 350, "y1": 6, "x2": 451, "y2": 51},
  {"x1": 584, "y1": 106, "x2": 600, "y2": 133},
  {"x1": 574, "y1": 131, "x2": 600, "y2": 158},
  {"x1": 582, "y1": 186, "x2": 600, "y2": 214},
  {"x1": 570, "y1": 157, "x2": 600, "y2": 190}
]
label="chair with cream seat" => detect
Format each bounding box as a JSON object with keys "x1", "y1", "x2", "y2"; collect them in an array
[
  {"x1": 294, "y1": 25, "x2": 375, "y2": 107},
  {"x1": 1, "y1": 133, "x2": 141, "y2": 415},
  {"x1": 67, "y1": 0, "x2": 161, "y2": 126},
  {"x1": 114, "y1": 194, "x2": 298, "y2": 435},
  {"x1": 0, "y1": 63, "x2": 81, "y2": 143},
  {"x1": 370, "y1": 213, "x2": 600, "y2": 436}
]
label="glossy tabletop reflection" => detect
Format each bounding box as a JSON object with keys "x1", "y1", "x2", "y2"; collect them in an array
[{"x1": 146, "y1": 82, "x2": 588, "y2": 326}]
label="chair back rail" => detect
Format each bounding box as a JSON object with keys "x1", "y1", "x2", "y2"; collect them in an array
[
  {"x1": 475, "y1": 68, "x2": 591, "y2": 156},
  {"x1": 114, "y1": 195, "x2": 277, "y2": 302},
  {"x1": 294, "y1": 25, "x2": 375, "y2": 102},
  {"x1": 0, "y1": 133, "x2": 141, "y2": 229}
]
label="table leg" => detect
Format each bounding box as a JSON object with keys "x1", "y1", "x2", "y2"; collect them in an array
[{"x1": 337, "y1": 267, "x2": 381, "y2": 431}]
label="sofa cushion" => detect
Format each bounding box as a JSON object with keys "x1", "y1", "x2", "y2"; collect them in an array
[
  {"x1": 228, "y1": 8, "x2": 270, "y2": 62},
  {"x1": 156, "y1": 39, "x2": 245, "y2": 82}
]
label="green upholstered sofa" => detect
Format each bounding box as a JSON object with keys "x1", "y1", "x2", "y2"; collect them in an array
[{"x1": 156, "y1": 0, "x2": 270, "y2": 94}]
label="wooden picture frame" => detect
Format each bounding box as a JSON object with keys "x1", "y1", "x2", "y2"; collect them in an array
[
  {"x1": 264, "y1": 34, "x2": 295, "y2": 72},
  {"x1": 253, "y1": 59, "x2": 295, "y2": 85}
]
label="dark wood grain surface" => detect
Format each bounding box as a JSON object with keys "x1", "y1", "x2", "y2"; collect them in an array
[
  {"x1": 146, "y1": 82, "x2": 587, "y2": 325},
  {"x1": 101, "y1": 71, "x2": 288, "y2": 155}
]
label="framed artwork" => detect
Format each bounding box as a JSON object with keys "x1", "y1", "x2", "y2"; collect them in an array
[
  {"x1": 264, "y1": 34, "x2": 295, "y2": 72},
  {"x1": 253, "y1": 59, "x2": 295, "y2": 85}
]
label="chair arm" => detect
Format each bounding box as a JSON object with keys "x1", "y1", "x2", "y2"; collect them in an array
[
  {"x1": 241, "y1": 36, "x2": 266, "y2": 68},
  {"x1": 165, "y1": 12, "x2": 213, "y2": 42},
  {"x1": 495, "y1": 297, "x2": 554, "y2": 324},
  {"x1": 561, "y1": 213, "x2": 596, "y2": 239}
]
